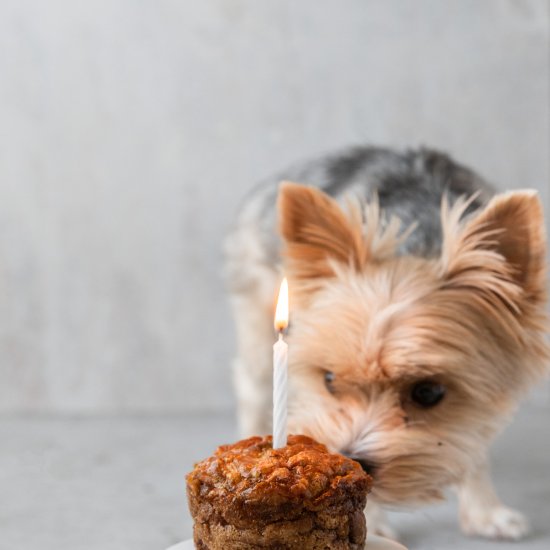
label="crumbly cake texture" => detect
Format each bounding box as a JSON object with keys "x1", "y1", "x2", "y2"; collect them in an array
[{"x1": 186, "y1": 434, "x2": 372, "y2": 549}]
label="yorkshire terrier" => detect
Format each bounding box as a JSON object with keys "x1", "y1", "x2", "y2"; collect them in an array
[{"x1": 224, "y1": 146, "x2": 549, "y2": 541}]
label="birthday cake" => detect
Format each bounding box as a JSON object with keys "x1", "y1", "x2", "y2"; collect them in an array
[{"x1": 186, "y1": 434, "x2": 372, "y2": 549}]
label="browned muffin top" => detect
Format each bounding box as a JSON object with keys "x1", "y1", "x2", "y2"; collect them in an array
[{"x1": 186, "y1": 434, "x2": 371, "y2": 518}]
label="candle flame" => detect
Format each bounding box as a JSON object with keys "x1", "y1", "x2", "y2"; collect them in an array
[{"x1": 274, "y1": 277, "x2": 289, "y2": 332}]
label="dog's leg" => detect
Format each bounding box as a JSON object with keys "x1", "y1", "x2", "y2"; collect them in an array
[
  {"x1": 365, "y1": 499, "x2": 397, "y2": 540},
  {"x1": 457, "y1": 457, "x2": 529, "y2": 540},
  {"x1": 231, "y1": 289, "x2": 277, "y2": 437},
  {"x1": 225, "y1": 208, "x2": 281, "y2": 437},
  {"x1": 226, "y1": 233, "x2": 280, "y2": 436}
]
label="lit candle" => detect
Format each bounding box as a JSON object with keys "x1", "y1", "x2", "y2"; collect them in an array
[{"x1": 273, "y1": 277, "x2": 289, "y2": 449}]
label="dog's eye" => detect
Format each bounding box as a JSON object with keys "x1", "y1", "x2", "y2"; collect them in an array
[
  {"x1": 411, "y1": 380, "x2": 445, "y2": 408},
  {"x1": 324, "y1": 371, "x2": 336, "y2": 394}
]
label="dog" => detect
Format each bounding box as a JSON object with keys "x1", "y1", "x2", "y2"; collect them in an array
[{"x1": 224, "y1": 146, "x2": 549, "y2": 541}]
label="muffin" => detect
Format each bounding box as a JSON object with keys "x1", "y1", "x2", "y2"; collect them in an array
[{"x1": 186, "y1": 434, "x2": 372, "y2": 549}]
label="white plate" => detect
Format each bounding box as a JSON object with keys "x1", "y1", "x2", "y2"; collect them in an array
[{"x1": 167, "y1": 534, "x2": 407, "y2": 549}]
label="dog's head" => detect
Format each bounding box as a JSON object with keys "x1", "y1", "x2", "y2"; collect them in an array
[{"x1": 279, "y1": 182, "x2": 549, "y2": 505}]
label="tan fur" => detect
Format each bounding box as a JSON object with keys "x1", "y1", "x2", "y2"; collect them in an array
[
  {"x1": 279, "y1": 181, "x2": 414, "y2": 305},
  {"x1": 274, "y1": 183, "x2": 549, "y2": 540}
]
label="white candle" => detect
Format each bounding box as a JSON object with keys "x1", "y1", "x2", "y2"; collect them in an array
[
  {"x1": 273, "y1": 333, "x2": 288, "y2": 449},
  {"x1": 273, "y1": 277, "x2": 289, "y2": 449}
]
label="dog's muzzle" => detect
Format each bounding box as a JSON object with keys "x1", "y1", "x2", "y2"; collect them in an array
[{"x1": 349, "y1": 457, "x2": 377, "y2": 477}]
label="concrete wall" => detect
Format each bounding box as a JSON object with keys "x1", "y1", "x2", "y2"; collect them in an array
[{"x1": 0, "y1": 0, "x2": 548, "y2": 413}]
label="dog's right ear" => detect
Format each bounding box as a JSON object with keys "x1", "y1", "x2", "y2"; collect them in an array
[
  {"x1": 278, "y1": 182, "x2": 366, "y2": 287},
  {"x1": 441, "y1": 190, "x2": 547, "y2": 307}
]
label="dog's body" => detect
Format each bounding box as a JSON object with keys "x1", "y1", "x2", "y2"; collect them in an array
[{"x1": 225, "y1": 146, "x2": 549, "y2": 541}]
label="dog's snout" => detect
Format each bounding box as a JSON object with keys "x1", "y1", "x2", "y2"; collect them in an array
[{"x1": 351, "y1": 458, "x2": 377, "y2": 477}]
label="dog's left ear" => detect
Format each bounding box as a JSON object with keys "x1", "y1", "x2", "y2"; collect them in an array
[
  {"x1": 442, "y1": 190, "x2": 546, "y2": 305},
  {"x1": 278, "y1": 181, "x2": 366, "y2": 285}
]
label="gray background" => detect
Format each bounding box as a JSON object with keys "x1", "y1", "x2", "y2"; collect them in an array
[
  {"x1": 0, "y1": 3, "x2": 549, "y2": 549},
  {"x1": 1, "y1": 0, "x2": 548, "y2": 415}
]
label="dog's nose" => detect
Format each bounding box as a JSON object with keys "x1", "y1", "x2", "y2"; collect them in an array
[{"x1": 353, "y1": 458, "x2": 377, "y2": 477}]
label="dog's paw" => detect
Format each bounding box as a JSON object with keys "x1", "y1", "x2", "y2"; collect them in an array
[{"x1": 460, "y1": 506, "x2": 530, "y2": 541}]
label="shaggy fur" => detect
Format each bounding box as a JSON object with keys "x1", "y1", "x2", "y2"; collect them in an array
[{"x1": 224, "y1": 147, "x2": 549, "y2": 541}]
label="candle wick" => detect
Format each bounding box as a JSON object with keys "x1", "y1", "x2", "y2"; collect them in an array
[{"x1": 278, "y1": 331, "x2": 284, "y2": 342}]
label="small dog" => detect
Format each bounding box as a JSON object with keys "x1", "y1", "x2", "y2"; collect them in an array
[{"x1": 224, "y1": 146, "x2": 549, "y2": 541}]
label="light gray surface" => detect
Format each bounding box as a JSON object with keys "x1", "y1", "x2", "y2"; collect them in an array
[
  {"x1": 0, "y1": 405, "x2": 548, "y2": 550},
  {"x1": 0, "y1": 0, "x2": 549, "y2": 414}
]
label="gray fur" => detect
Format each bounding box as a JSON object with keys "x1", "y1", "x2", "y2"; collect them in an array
[{"x1": 226, "y1": 146, "x2": 495, "y2": 292}]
